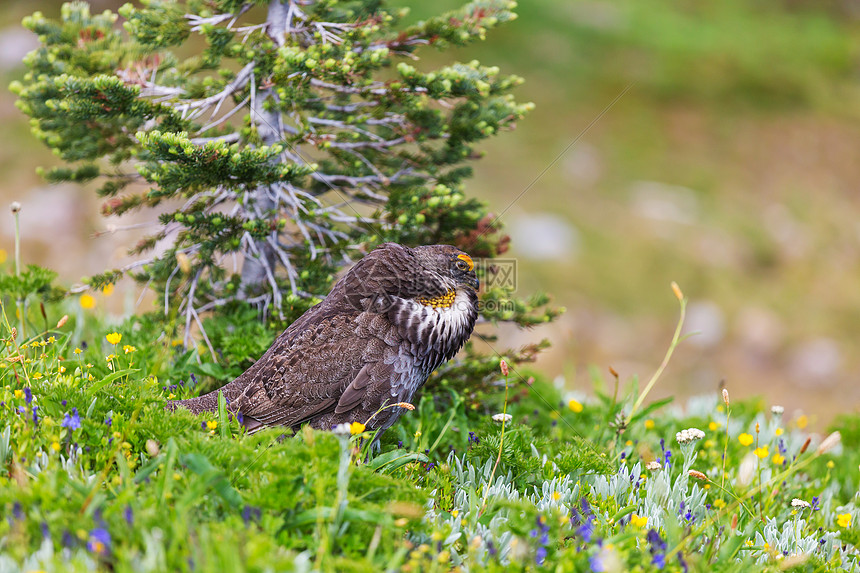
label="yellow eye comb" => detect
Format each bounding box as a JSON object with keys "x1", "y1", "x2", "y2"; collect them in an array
[{"x1": 457, "y1": 253, "x2": 474, "y2": 271}]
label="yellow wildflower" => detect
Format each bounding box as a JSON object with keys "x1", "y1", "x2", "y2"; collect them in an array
[
  {"x1": 797, "y1": 415, "x2": 808, "y2": 429},
  {"x1": 123, "y1": 345, "x2": 137, "y2": 354},
  {"x1": 32, "y1": 372, "x2": 43, "y2": 379},
  {"x1": 350, "y1": 421, "x2": 366, "y2": 434},
  {"x1": 47, "y1": 336, "x2": 55, "y2": 344},
  {"x1": 451, "y1": 509, "x2": 459, "y2": 518},
  {"x1": 74, "y1": 348, "x2": 82, "y2": 355},
  {"x1": 644, "y1": 419, "x2": 655, "y2": 430},
  {"x1": 837, "y1": 513, "x2": 852, "y2": 528},
  {"x1": 102, "y1": 283, "x2": 114, "y2": 296},
  {"x1": 51, "y1": 442, "x2": 61, "y2": 452},
  {"x1": 775, "y1": 428, "x2": 784, "y2": 436},
  {"x1": 708, "y1": 421, "x2": 720, "y2": 431},
  {"x1": 738, "y1": 433, "x2": 754, "y2": 446},
  {"x1": 754, "y1": 446, "x2": 768, "y2": 459},
  {"x1": 772, "y1": 453, "x2": 785, "y2": 465},
  {"x1": 630, "y1": 514, "x2": 648, "y2": 528},
  {"x1": 713, "y1": 499, "x2": 726, "y2": 509},
  {"x1": 14, "y1": 389, "x2": 22, "y2": 399},
  {"x1": 552, "y1": 491, "x2": 561, "y2": 501},
  {"x1": 568, "y1": 399, "x2": 583, "y2": 413},
  {"x1": 106, "y1": 332, "x2": 122, "y2": 345},
  {"x1": 80, "y1": 294, "x2": 96, "y2": 309},
  {"x1": 206, "y1": 420, "x2": 218, "y2": 431}
]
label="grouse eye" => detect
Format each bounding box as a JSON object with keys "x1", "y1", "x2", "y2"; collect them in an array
[{"x1": 455, "y1": 253, "x2": 474, "y2": 272}]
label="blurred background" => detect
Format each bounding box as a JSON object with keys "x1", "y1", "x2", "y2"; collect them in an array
[{"x1": 2, "y1": 0, "x2": 860, "y2": 422}]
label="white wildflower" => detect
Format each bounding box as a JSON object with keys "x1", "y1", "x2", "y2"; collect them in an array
[
  {"x1": 791, "y1": 498, "x2": 811, "y2": 509},
  {"x1": 492, "y1": 413, "x2": 512, "y2": 424},
  {"x1": 771, "y1": 405, "x2": 784, "y2": 416},
  {"x1": 645, "y1": 460, "x2": 662, "y2": 471},
  {"x1": 675, "y1": 428, "x2": 705, "y2": 444},
  {"x1": 331, "y1": 423, "x2": 351, "y2": 436}
]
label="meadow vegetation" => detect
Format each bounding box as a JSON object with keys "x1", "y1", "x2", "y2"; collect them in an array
[{"x1": 2, "y1": 269, "x2": 860, "y2": 571}]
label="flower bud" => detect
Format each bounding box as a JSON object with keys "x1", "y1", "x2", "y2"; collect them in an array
[{"x1": 688, "y1": 470, "x2": 708, "y2": 481}]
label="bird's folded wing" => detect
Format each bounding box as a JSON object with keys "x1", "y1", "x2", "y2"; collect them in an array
[{"x1": 234, "y1": 313, "x2": 394, "y2": 429}]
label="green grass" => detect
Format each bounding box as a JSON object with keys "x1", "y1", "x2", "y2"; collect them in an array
[{"x1": 2, "y1": 287, "x2": 860, "y2": 571}]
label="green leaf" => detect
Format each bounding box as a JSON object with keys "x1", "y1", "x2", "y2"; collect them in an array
[
  {"x1": 366, "y1": 450, "x2": 429, "y2": 473},
  {"x1": 217, "y1": 390, "x2": 230, "y2": 439},
  {"x1": 629, "y1": 397, "x2": 674, "y2": 424},
  {"x1": 180, "y1": 452, "x2": 242, "y2": 509},
  {"x1": 85, "y1": 369, "x2": 139, "y2": 396},
  {"x1": 192, "y1": 361, "x2": 228, "y2": 380}
]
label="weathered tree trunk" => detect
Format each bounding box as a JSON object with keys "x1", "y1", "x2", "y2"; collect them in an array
[{"x1": 239, "y1": 0, "x2": 287, "y2": 297}]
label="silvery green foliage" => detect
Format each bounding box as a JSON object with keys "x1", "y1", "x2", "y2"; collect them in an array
[
  {"x1": 0, "y1": 539, "x2": 97, "y2": 573},
  {"x1": 422, "y1": 454, "x2": 519, "y2": 568},
  {"x1": 751, "y1": 517, "x2": 845, "y2": 564},
  {"x1": 419, "y1": 447, "x2": 587, "y2": 569},
  {"x1": 24, "y1": 444, "x2": 96, "y2": 486}
]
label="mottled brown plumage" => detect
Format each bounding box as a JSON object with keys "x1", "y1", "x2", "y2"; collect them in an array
[{"x1": 169, "y1": 243, "x2": 479, "y2": 434}]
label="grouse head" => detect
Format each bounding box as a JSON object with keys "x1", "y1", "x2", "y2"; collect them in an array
[{"x1": 340, "y1": 243, "x2": 479, "y2": 312}]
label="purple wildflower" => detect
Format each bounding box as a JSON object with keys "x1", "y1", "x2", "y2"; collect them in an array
[
  {"x1": 242, "y1": 505, "x2": 262, "y2": 525},
  {"x1": 61, "y1": 408, "x2": 81, "y2": 431},
  {"x1": 87, "y1": 528, "x2": 111, "y2": 555},
  {"x1": 62, "y1": 530, "x2": 75, "y2": 548},
  {"x1": 124, "y1": 505, "x2": 134, "y2": 526},
  {"x1": 536, "y1": 546, "x2": 547, "y2": 565},
  {"x1": 24, "y1": 387, "x2": 32, "y2": 404},
  {"x1": 32, "y1": 406, "x2": 38, "y2": 426},
  {"x1": 589, "y1": 553, "x2": 606, "y2": 572},
  {"x1": 578, "y1": 516, "x2": 595, "y2": 542}
]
